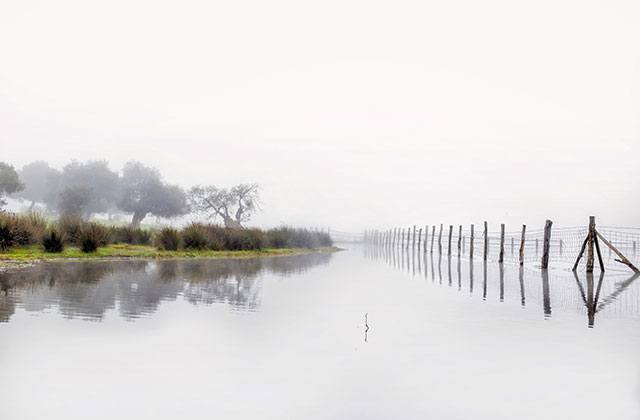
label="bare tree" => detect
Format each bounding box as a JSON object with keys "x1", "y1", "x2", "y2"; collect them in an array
[{"x1": 189, "y1": 184, "x2": 260, "y2": 228}]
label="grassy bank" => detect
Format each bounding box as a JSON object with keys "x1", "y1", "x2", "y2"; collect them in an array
[{"x1": 0, "y1": 244, "x2": 339, "y2": 265}]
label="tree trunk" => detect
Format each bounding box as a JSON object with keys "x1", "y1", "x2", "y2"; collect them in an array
[
  {"x1": 223, "y1": 216, "x2": 242, "y2": 229},
  {"x1": 131, "y1": 211, "x2": 147, "y2": 227}
]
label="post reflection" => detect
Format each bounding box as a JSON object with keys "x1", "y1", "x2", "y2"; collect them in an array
[{"x1": 364, "y1": 244, "x2": 640, "y2": 328}]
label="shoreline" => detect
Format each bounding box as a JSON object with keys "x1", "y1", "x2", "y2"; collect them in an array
[{"x1": 0, "y1": 244, "x2": 341, "y2": 268}]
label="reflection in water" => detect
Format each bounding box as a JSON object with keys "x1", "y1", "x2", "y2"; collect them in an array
[
  {"x1": 541, "y1": 269, "x2": 551, "y2": 318},
  {"x1": 365, "y1": 245, "x2": 640, "y2": 328},
  {"x1": 0, "y1": 253, "x2": 332, "y2": 322}
]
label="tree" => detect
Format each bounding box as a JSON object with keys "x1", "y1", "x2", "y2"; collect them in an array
[
  {"x1": 189, "y1": 183, "x2": 260, "y2": 228},
  {"x1": 57, "y1": 186, "x2": 92, "y2": 218},
  {"x1": 0, "y1": 162, "x2": 24, "y2": 208},
  {"x1": 60, "y1": 160, "x2": 120, "y2": 217},
  {"x1": 117, "y1": 161, "x2": 188, "y2": 227},
  {"x1": 15, "y1": 161, "x2": 61, "y2": 211}
]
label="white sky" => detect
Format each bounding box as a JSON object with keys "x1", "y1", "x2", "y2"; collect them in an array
[{"x1": 1, "y1": 0, "x2": 639, "y2": 231}]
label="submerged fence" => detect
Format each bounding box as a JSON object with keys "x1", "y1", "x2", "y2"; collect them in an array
[{"x1": 361, "y1": 218, "x2": 640, "y2": 273}]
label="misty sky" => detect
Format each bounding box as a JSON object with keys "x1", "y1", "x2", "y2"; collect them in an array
[{"x1": 1, "y1": 0, "x2": 639, "y2": 231}]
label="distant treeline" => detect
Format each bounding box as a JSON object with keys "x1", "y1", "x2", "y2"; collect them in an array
[
  {"x1": 0, "y1": 212, "x2": 332, "y2": 253},
  {"x1": 0, "y1": 160, "x2": 260, "y2": 228}
]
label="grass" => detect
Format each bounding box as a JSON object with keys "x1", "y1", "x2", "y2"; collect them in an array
[{"x1": 0, "y1": 244, "x2": 338, "y2": 265}]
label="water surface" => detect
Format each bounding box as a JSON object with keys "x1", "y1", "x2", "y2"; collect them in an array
[{"x1": 1, "y1": 248, "x2": 639, "y2": 420}]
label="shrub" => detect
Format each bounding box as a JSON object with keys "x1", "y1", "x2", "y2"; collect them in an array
[
  {"x1": 156, "y1": 227, "x2": 180, "y2": 251},
  {"x1": 79, "y1": 223, "x2": 110, "y2": 253},
  {"x1": 111, "y1": 226, "x2": 152, "y2": 245},
  {"x1": 58, "y1": 216, "x2": 84, "y2": 245},
  {"x1": 266, "y1": 227, "x2": 333, "y2": 249},
  {"x1": 0, "y1": 212, "x2": 48, "y2": 246},
  {"x1": 222, "y1": 228, "x2": 265, "y2": 250},
  {"x1": 181, "y1": 223, "x2": 209, "y2": 249},
  {"x1": 42, "y1": 228, "x2": 64, "y2": 253},
  {"x1": 0, "y1": 221, "x2": 13, "y2": 251}
]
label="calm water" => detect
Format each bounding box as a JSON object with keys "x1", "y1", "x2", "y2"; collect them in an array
[{"x1": 1, "y1": 247, "x2": 639, "y2": 420}]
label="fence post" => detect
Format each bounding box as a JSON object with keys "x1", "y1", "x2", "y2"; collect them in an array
[
  {"x1": 417, "y1": 228, "x2": 422, "y2": 250},
  {"x1": 424, "y1": 225, "x2": 428, "y2": 252},
  {"x1": 519, "y1": 225, "x2": 526, "y2": 266},
  {"x1": 470, "y1": 224, "x2": 474, "y2": 259},
  {"x1": 438, "y1": 224, "x2": 443, "y2": 254},
  {"x1": 431, "y1": 225, "x2": 436, "y2": 253},
  {"x1": 483, "y1": 221, "x2": 488, "y2": 261},
  {"x1": 458, "y1": 225, "x2": 462, "y2": 256},
  {"x1": 412, "y1": 225, "x2": 416, "y2": 249},
  {"x1": 586, "y1": 216, "x2": 595, "y2": 273},
  {"x1": 499, "y1": 224, "x2": 505, "y2": 263},
  {"x1": 406, "y1": 227, "x2": 411, "y2": 249},
  {"x1": 448, "y1": 225, "x2": 453, "y2": 256},
  {"x1": 541, "y1": 220, "x2": 553, "y2": 269}
]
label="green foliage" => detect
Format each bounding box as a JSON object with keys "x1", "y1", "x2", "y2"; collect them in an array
[
  {"x1": 156, "y1": 227, "x2": 180, "y2": 251},
  {"x1": 42, "y1": 228, "x2": 64, "y2": 253}
]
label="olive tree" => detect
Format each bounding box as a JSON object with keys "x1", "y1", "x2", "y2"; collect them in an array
[
  {"x1": 117, "y1": 161, "x2": 188, "y2": 227},
  {"x1": 60, "y1": 160, "x2": 120, "y2": 217},
  {"x1": 15, "y1": 161, "x2": 61, "y2": 211},
  {"x1": 0, "y1": 162, "x2": 24, "y2": 208},
  {"x1": 57, "y1": 186, "x2": 92, "y2": 218},
  {"x1": 189, "y1": 183, "x2": 260, "y2": 228}
]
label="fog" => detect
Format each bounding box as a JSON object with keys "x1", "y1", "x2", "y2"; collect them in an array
[{"x1": 1, "y1": 0, "x2": 639, "y2": 231}]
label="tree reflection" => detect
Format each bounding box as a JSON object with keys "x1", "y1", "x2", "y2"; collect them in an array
[{"x1": 0, "y1": 253, "x2": 332, "y2": 322}]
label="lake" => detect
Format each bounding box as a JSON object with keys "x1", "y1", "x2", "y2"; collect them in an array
[{"x1": 1, "y1": 246, "x2": 639, "y2": 420}]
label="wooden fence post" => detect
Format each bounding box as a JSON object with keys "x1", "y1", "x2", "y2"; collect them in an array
[
  {"x1": 541, "y1": 220, "x2": 553, "y2": 269},
  {"x1": 470, "y1": 224, "x2": 474, "y2": 259},
  {"x1": 586, "y1": 216, "x2": 595, "y2": 273},
  {"x1": 438, "y1": 224, "x2": 443, "y2": 254},
  {"x1": 519, "y1": 225, "x2": 526, "y2": 266},
  {"x1": 448, "y1": 225, "x2": 453, "y2": 256},
  {"x1": 458, "y1": 225, "x2": 462, "y2": 256},
  {"x1": 406, "y1": 227, "x2": 411, "y2": 249},
  {"x1": 499, "y1": 223, "x2": 505, "y2": 263},
  {"x1": 483, "y1": 221, "x2": 488, "y2": 261},
  {"x1": 424, "y1": 225, "x2": 428, "y2": 252},
  {"x1": 431, "y1": 225, "x2": 436, "y2": 254},
  {"x1": 417, "y1": 228, "x2": 422, "y2": 250},
  {"x1": 412, "y1": 225, "x2": 416, "y2": 249}
]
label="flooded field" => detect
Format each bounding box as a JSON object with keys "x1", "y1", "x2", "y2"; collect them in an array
[{"x1": 1, "y1": 247, "x2": 639, "y2": 420}]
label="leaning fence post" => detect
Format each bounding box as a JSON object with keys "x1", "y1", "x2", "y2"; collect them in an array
[
  {"x1": 448, "y1": 225, "x2": 453, "y2": 256},
  {"x1": 541, "y1": 220, "x2": 553, "y2": 269},
  {"x1": 470, "y1": 224, "x2": 474, "y2": 259},
  {"x1": 483, "y1": 221, "x2": 488, "y2": 261},
  {"x1": 519, "y1": 225, "x2": 526, "y2": 265},
  {"x1": 499, "y1": 223, "x2": 505, "y2": 263}
]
